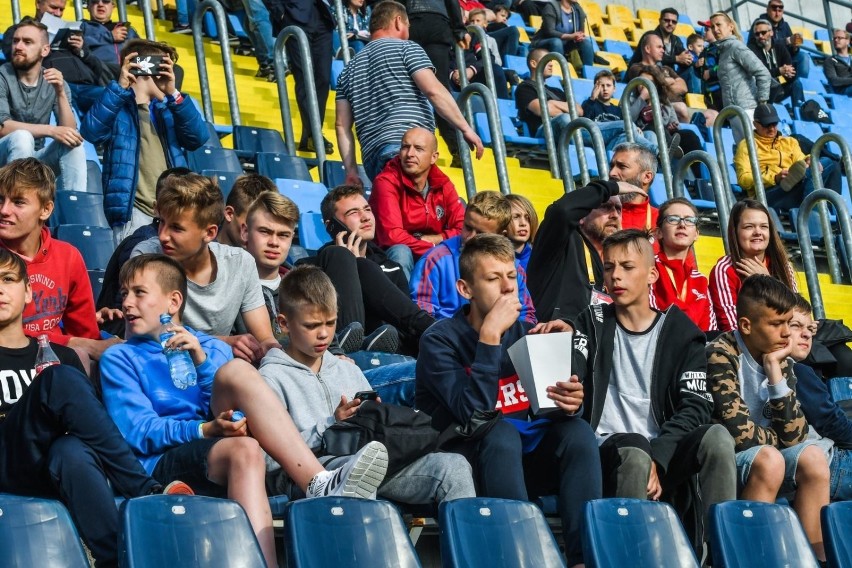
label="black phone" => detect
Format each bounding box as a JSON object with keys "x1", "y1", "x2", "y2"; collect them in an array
[
  {"x1": 325, "y1": 217, "x2": 351, "y2": 241},
  {"x1": 130, "y1": 54, "x2": 164, "y2": 76},
  {"x1": 354, "y1": 390, "x2": 379, "y2": 402}
]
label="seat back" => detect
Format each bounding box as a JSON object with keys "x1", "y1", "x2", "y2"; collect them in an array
[
  {"x1": 120, "y1": 495, "x2": 266, "y2": 568},
  {"x1": 89, "y1": 269, "x2": 105, "y2": 302},
  {"x1": 440, "y1": 497, "x2": 565, "y2": 568},
  {"x1": 275, "y1": 179, "x2": 328, "y2": 213},
  {"x1": 202, "y1": 170, "x2": 242, "y2": 201},
  {"x1": 320, "y1": 160, "x2": 372, "y2": 194},
  {"x1": 0, "y1": 494, "x2": 89, "y2": 568},
  {"x1": 298, "y1": 211, "x2": 332, "y2": 252},
  {"x1": 187, "y1": 146, "x2": 242, "y2": 174},
  {"x1": 86, "y1": 160, "x2": 103, "y2": 194},
  {"x1": 55, "y1": 190, "x2": 109, "y2": 227},
  {"x1": 233, "y1": 125, "x2": 288, "y2": 159},
  {"x1": 55, "y1": 225, "x2": 115, "y2": 270},
  {"x1": 822, "y1": 501, "x2": 852, "y2": 568},
  {"x1": 583, "y1": 498, "x2": 698, "y2": 568},
  {"x1": 709, "y1": 501, "x2": 819, "y2": 568},
  {"x1": 285, "y1": 497, "x2": 420, "y2": 568},
  {"x1": 257, "y1": 153, "x2": 312, "y2": 182}
]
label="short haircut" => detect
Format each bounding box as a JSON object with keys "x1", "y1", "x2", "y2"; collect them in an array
[
  {"x1": 0, "y1": 158, "x2": 55, "y2": 207},
  {"x1": 120, "y1": 38, "x2": 178, "y2": 63},
  {"x1": 467, "y1": 191, "x2": 512, "y2": 234},
  {"x1": 505, "y1": 194, "x2": 539, "y2": 243},
  {"x1": 834, "y1": 28, "x2": 851, "y2": 40},
  {"x1": 369, "y1": 1, "x2": 407, "y2": 34},
  {"x1": 752, "y1": 18, "x2": 773, "y2": 31},
  {"x1": 156, "y1": 167, "x2": 192, "y2": 200},
  {"x1": 468, "y1": 8, "x2": 487, "y2": 21},
  {"x1": 656, "y1": 197, "x2": 698, "y2": 227},
  {"x1": 278, "y1": 265, "x2": 338, "y2": 317},
  {"x1": 737, "y1": 274, "x2": 797, "y2": 320},
  {"x1": 602, "y1": 228, "x2": 655, "y2": 264},
  {"x1": 0, "y1": 248, "x2": 29, "y2": 284},
  {"x1": 493, "y1": 5, "x2": 509, "y2": 14},
  {"x1": 613, "y1": 142, "x2": 658, "y2": 174},
  {"x1": 15, "y1": 16, "x2": 49, "y2": 43},
  {"x1": 687, "y1": 33, "x2": 703, "y2": 45},
  {"x1": 226, "y1": 173, "x2": 276, "y2": 215},
  {"x1": 593, "y1": 69, "x2": 616, "y2": 84},
  {"x1": 727, "y1": 199, "x2": 794, "y2": 289},
  {"x1": 660, "y1": 7, "x2": 679, "y2": 18},
  {"x1": 119, "y1": 254, "x2": 188, "y2": 316},
  {"x1": 527, "y1": 47, "x2": 549, "y2": 68},
  {"x1": 639, "y1": 31, "x2": 662, "y2": 53},
  {"x1": 157, "y1": 173, "x2": 225, "y2": 228},
  {"x1": 246, "y1": 191, "x2": 299, "y2": 228},
  {"x1": 321, "y1": 184, "x2": 365, "y2": 223},
  {"x1": 793, "y1": 293, "x2": 812, "y2": 315},
  {"x1": 459, "y1": 233, "x2": 515, "y2": 281}
]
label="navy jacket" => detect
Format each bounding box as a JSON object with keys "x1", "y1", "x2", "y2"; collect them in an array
[{"x1": 795, "y1": 362, "x2": 852, "y2": 448}]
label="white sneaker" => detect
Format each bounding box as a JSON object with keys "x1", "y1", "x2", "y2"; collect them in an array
[{"x1": 306, "y1": 441, "x2": 388, "y2": 499}]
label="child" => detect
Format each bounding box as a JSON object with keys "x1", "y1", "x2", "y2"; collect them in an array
[
  {"x1": 218, "y1": 173, "x2": 277, "y2": 248},
  {"x1": 707, "y1": 275, "x2": 830, "y2": 561},
  {"x1": 416, "y1": 233, "x2": 601, "y2": 568},
  {"x1": 260, "y1": 265, "x2": 475, "y2": 503},
  {"x1": 100, "y1": 254, "x2": 389, "y2": 568},
  {"x1": 571, "y1": 229, "x2": 735, "y2": 553},
  {"x1": 651, "y1": 198, "x2": 716, "y2": 331},
  {"x1": 487, "y1": 5, "x2": 510, "y2": 31},
  {"x1": 687, "y1": 33, "x2": 705, "y2": 64},
  {"x1": 410, "y1": 191, "x2": 536, "y2": 322},
  {"x1": 504, "y1": 194, "x2": 538, "y2": 273}
]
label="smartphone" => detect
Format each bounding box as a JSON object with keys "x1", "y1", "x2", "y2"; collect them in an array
[
  {"x1": 325, "y1": 217, "x2": 351, "y2": 241},
  {"x1": 130, "y1": 54, "x2": 163, "y2": 76},
  {"x1": 354, "y1": 390, "x2": 379, "y2": 402}
]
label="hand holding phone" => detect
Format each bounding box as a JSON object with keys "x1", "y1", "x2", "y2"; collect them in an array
[
  {"x1": 130, "y1": 54, "x2": 163, "y2": 76},
  {"x1": 354, "y1": 390, "x2": 379, "y2": 402},
  {"x1": 325, "y1": 217, "x2": 350, "y2": 241}
]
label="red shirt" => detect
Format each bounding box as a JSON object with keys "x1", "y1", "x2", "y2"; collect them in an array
[
  {"x1": 621, "y1": 199, "x2": 660, "y2": 253},
  {"x1": 652, "y1": 251, "x2": 716, "y2": 331}
]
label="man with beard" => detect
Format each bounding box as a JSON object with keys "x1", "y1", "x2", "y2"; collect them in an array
[
  {"x1": 748, "y1": 19, "x2": 804, "y2": 106},
  {"x1": 526, "y1": 176, "x2": 644, "y2": 322},
  {"x1": 609, "y1": 143, "x2": 659, "y2": 235},
  {"x1": 0, "y1": 18, "x2": 86, "y2": 191}
]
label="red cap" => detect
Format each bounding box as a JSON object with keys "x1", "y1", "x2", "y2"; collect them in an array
[{"x1": 698, "y1": 20, "x2": 712, "y2": 28}]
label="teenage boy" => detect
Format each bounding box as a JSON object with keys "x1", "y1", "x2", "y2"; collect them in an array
[
  {"x1": 218, "y1": 173, "x2": 277, "y2": 248},
  {"x1": 707, "y1": 275, "x2": 830, "y2": 561},
  {"x1": 101, "y1": 254, "x2": 389, "y2": 568},
  {"x1": 131, "y1": 173, "x2": 278, "y2": 363},
  {"x1": 260, "y1": 265, "x2": 476, "y2": 504},
  {"x1": 410, "y1": 191, "x2": 536, "y2": 323},
  {"x1": 417, "y1": 233, "x2": 601, "y2": 568},
  {"x1": 0, "y1": 248, "x2": 192, "y2": 568},
  {"x1": 571, "y1": 229, "x2": 735, "y2": 553}
]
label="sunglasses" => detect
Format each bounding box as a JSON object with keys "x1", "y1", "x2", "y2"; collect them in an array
[
  {"x1": 663, "y1": 215, "x2": 699, "y2": 227},
  {"x1": 755, "y1": 29, "x2": 771, "y2": 35},
  {"x1": 769, "y1": 5, "x2": 784, "y2": 10},
  {"x1": 662, "y1": 18, "x2": 678, "y2": 24},
  {"x1": 90, "y1": 0, "x2": 114, "y2": 5}
]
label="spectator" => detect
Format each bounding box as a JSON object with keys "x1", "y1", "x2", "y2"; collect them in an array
[
  {"x1": 0, "y1": 18, "x2": 86, "y2": 191},
  {"x1": 335, "y1": 1, "x2": 483, "y2": 182},
  {"x1": 260, "y1": 266, "x2": 475, "y2": 504},
  {"x1": 630, "y1": 8, "x2": 692, "y2": 73},
  {"x1": 824, "y1": 28, "x2": 852, "y2": 96},
  {"x1": 336, "y1": 0, "x2": 371, "y2": 56},
  {"x1": 697, "y1": 25, "x2": 722, "y2": 111},
  {"x1": 630, "y1": 32, "x2": 689, "y2": 122},
  {"x1": 571, "y1": 229, "x2": 735, "y2": 554},
  {"x1": 217, "y1": 173, "x2": 277, "y2": 248},
  {"x1": 709, "y1": 199, "x2": 798, "y2": 332},
  {"x1": 410, "y1": 191, "x2": 536, "y2": 323},
  {"x1": 416, "y1": 233, "x2": 602, "y2": 568},
  {"x1": 81, "y1": 0, "x2": 140, "y2": 76},
  {"x1": 734, "y1": 103, "x2": 840, "y2": 211},
  {"x1": 467, "y1": 9, "x2": 502, "y2": 66},
  {"x1": 651, "y1": 198, "x2": 716, "y2": 331},
  {"x1": 82, "y1": 39, "x2": 208, "y2": 245},
  {"x1": 530, "y1": 0, "x2": 598, "y2": 68},
  {"x1": 370, "y1": 127, "x2": 466, "y2": 279},
  {"x1": 707, "y1": 275, "x2": 829, "y2": 563},
  {"x1": 752, "y1": 0, "x2": 810, "y2": 78},
  {"x1": 685, "y1": 33, "x2": 705, "y2": 94},
  {"x1": 483, "y1": 5, "x2": 520, "y2": 62},
  {"x1": 514, "y1": 48, "x2": 582, "y2": 143},
  {"x1": 100, "y1": 254, "x2": 390, "y2": 568},
  {"x1": 450, "y1": 10, "x2": 510, "y2": 99},
  {"x1": 607, "y1": 143, "x2": 659, "y2": 234},
  {"x1": 747, "y1": 19, "x2": 804, "y2": 106},
  {"x1": 168, "y1": 0, "x2": 191, "y2": 33},
  {"x1": 239, "y1": 0, "x2": 277, "y2": 82},
  {"x1": 505, "y1": 193, "x2": 537, "y2": 272},
  {"x1": 131, "y1": 174, "x2": 279, "y2": 363}
]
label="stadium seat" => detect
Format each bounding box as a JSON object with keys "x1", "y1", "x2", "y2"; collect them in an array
[
  {"x1": 582, "y1": 65, "x2": 609, "y2": 79},
  {"x1": 285, "y1": 497, "x2": 420, "y2": 568},
  {"x1": 773, "y1": 103, "x2": 793, "y2": 125},
  {"x1": 298, "y1": 212, "x2": 332, "y2": 252},
  {"x1": 89, "y1": 269, "x2": 105, "y2": 302},
  {"x1": 822, "y1": 501, "x2": 852, "y2": 568},
  {"x1": 321, "y1": 160, "x2": 372, "y2": 194},
  {"x1": 709, "y1": 501, "x2": 819, "y2": 568},
  {"x1": 606, "y1": 5, "x2": 635, "y2": 30},
  {"x1": 257, "y1": 153, "x2": 312, "y2": 182},
  {"x1": 233, "y1": 125, "x2": 288, "y2": 159},
  {"x1": 792, "y1": 120, "x2": 825, "y2": 140},
  {"x1": 440, "y1": 497, "x2": 564, "y2": 568},
  {"x1": 55, "y1": 225, "x2": 115, "y2": 270},
  {"x1": 648, "y1": 176, "x2": 668, "y2": 207},
  {"x1": 203, "y1": 122, "x2": 223, "y2": 148},
  {"x1": 331, "y1": 59, "x2": 345, "y2": 90},
  {"x1": 0, "y1": 494, "x2": 89, "y2": 568},
  {"x1": 503, "y1": 55, "x2": 529, "y2": 80},
  {"x1": 275, "y1": 179, "x2": 328, "y2": 213},
  {"x1": 768, "y1": 207, "x2": 799, "y2": 242},
  {"x1": 583, "y1": 498, "x2": 698, "y2": 568},
  {"x1": 202, "y1": 170, "x2": 242, "y2": 200},
  {"x1": 598, "y1": 25, "x2": 629, "y2": 43},
  {"x1": 187, "y1": 146, "x2": 242, "y2": 174},
  {"x1": 86, "y1": 160, "x2": 103, "y2": 194},
  {"x1": 55, "y1": 191, "x2": 109, "y2": 227},
  {"x1": 571, "y1": 78, "x2": 594, "y2": 104},
  {"x1": 119, "y1": 495, "x2": 266, "y2": 567}
]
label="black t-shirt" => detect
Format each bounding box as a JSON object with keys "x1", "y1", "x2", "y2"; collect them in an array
[
  {"x1": 581, "y1": 98, "x2": 623, "y2": 122},
  {"x1": 0, "y1": 337, "x2": 85, "y2": 414},
  {"x1": 514, "y1": 79, "x2": 566, "y2": 136}
]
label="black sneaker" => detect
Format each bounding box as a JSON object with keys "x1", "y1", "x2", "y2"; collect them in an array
[
  {"x1": 170, "y1": 24, "x2": 192, "y2": 34},
  {"x1": 362, "y1": 324, "x2": 400, "y2": 354},
  {"x1": 298, "y1": 137, "x2": 335, "y2": 155},
  {"x1": 593, "y1": 54, "x2": 609, "y2": 66},
  {"x1": 667, "y1": 133, "x2": 684, "y2": 160},
  {"x1": 336, "y1": 322, "x2": 364, "y2": 354}
]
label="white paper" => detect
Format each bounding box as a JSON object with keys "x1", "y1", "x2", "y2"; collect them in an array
[
  {"x1": 40, "y1": 13, "x2": 81, "y2": 44},
  {"x1": 508, "y1": 332, "x2": 572, "y2": 414}
]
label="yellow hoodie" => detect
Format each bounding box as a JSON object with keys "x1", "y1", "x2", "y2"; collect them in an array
[{"x1": 733, "y1": 131, "x2": 806, "y2": 198}]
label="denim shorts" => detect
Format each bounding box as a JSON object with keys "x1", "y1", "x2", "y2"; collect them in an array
[
  {"x1": 830, "y1": 447, "x2": 852, "y2": 501},
  {"x1": 152, "y1": 438, "x2": 226, "y2": 497},
  {"x1": 735, "y1": 439, "x2": 832, "y2": 495}
]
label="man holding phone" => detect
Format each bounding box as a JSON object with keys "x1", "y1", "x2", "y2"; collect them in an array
[{"x1": 82, "y1": 0, "x2": 140, "y2": 76}]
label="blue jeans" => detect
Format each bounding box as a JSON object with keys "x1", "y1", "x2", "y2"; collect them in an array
[
  {"x1": 582, "y1": 121, "x2": 659, "y2": 153},
  {"x1": 488, "y1": 26, "x2": 520, "y2": 59},
  {"x1": 830, "y1": 447, "x2": 852, "y2": 501},
  {"x1": 765, "y1": 156, "x2": 841, "y2": 212},
  {"x1": 363, "y1": 143, "x2": 399, "y2": 181},
  {"x1": 0, "y1": 129, "x2": 87, "y2": 192},
  {"x1": 385, "y1": 244, "x2": 414, "y2": 282},
  {"x1": 531, "y1": 36, "x2": 595, "y2": 67},
  {"x1": 240, "y1": 0, "x2": 275, "y2": 67},
  {"x1": 355, "y1": 356, "x2": 417, "y2": 407}
]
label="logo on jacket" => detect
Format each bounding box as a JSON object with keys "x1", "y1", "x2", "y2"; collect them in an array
[
  {"x1": 435, "y1": 205, "x2": 445, "y2": 220},
  {"x1": 573, "y1": 332, "x2": 589, "y2": 360},
  {"x1": 692, "y1": 290, "x2": 706, "y2": 300}
]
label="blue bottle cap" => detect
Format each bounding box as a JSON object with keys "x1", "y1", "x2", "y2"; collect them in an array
[{"x1": 231, "y1": 410, "x2": 245, "y2": 422}]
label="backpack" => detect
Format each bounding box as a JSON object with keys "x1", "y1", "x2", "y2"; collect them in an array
[{"x1": 800, "y1": 99, "x2": 832, "y2": 124}]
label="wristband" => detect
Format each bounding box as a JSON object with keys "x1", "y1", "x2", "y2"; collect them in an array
[
  {"x1": 197, "y1": 421, "x2": 205, "y2": 439},
  {"x1": 167, "y1": 90, "x2": 184, "y2": 105}
]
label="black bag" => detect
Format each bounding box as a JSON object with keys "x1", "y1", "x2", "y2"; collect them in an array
[
  {"x1": 800, "y1": 99, "x2": 832, "y2": 124},
  {"x1": 321, "y1": 401, "x2": 440, "y2": 476}
]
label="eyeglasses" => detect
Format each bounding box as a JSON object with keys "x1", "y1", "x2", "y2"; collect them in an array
[
  {"x1": 769, "y1": 4, "x2": 784, "y2": 10},
  {"x1": 662, "y1": 18, "x2": 678, "y2": 24},
  {"x1": 90, "y1": 0, "x2": 113, "y2": 5},
  {"x1": 755, "y1": 29, "x2": 771, "y2": 35},
  {"x1": 663, "y1": 215, "x2": 699, "y2": 226}
]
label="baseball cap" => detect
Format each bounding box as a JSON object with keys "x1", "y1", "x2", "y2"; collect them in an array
[
  {"x1": 698, "y1": 20, "x2": 712, "y2": 28},
  {"x1": 753, "y1": 103, "x2": 780, "y2": 126}
]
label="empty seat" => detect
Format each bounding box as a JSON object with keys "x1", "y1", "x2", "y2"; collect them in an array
[
  {"x1": 584, "y1": 498, "x2": 698, "y2": 568},
  {"x1": 0, "y1": 494, "x2": 89, "y2": 568},
  {"x1": 440, "y1": 497, "x2": 564, "y2": 568},
  {"x1": 298, "y1": 212, "x2": 332, "y2": 252},
  {"x1": 285, "y1": 497, "x2": 420, "y2": 568},
  {"x1": 320, "y1": 160, "x2": 372, "y2": 194},
  {"x1": 55, "y1": 190, "x2": 109, "y2": 227},
  {"x1": 203, "y1": 122, "x2": 223, "y2": 148},
  {"x1": 202, "y1": 170, "x2": 242, "y2": 200},
  {"x1": 602, "y1": 39, "x2": 633, "y2": 60},
  {"x1": 187, "y1": 146, "x2": 242, "y2": 174},
  {"x1": 275, "y1": 179, "x2": 328, "y2": 213},
  {"x1": 257, "y1": 153, "x2": 312, "y2": 182},
  {"x1": 822, "y1": 501, "x2": 852, "y2": 568},
  {"x1": 120, "y1": 495, "x2": 265, "y2": 567},
  {"x1": 55, "y1": 225, "x2": 115, "y2": 270},
  {"x1": 233, "y1": 125, "x2": 288, "y2": 159},
  {"x1": 86, "y1": 160, "x2": 103, "y2": 194}
]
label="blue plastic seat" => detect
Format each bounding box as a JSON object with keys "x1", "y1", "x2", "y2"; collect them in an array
[
  {"x1": 233, "y1": 125, "x2": 288, "y2": 159},
  {"x1": 298, "y1": 212, "x2": 332, "y2": 252},
  {"x1": 0, "y1": 494, "x2": 89, "y2": 568},
  {"x1": 275, "y1": 179, "x2": 328, "y2": 213},
  {"x1": 503, "y1": 54, "x2": 529, "y2": 80},
  {"x1": 602, "y1": 39, "x2": 633, "y2": 60},
  {"x1": 120, "y1": 495, "x2": 265, "y2": 568},
  {"x1": 203, "y1": 121, "x2": 223, "y2": 148},
  {"x1": 55, "y1": 190, "x2": 109, "y2": 227},
  {"x1": 583, "y1": 64, "x2": 609, "y2": 79},
  {"x1": 285, "y1": 497, "x2": 420, "y2": 568},
  {"x1": 648, "y1": 176, "x2": 668, "y2": 207},
  {"x1": 257, "y1": 152, "x2": 312, "y2": 182},
  {"x1": 202, "y1": 170, "x2": 242, "y2": 200},
  {"x1": 822, "y1": 501, "x2": 852, "y2": 568},
  {"x1": 187, "y1": 146, "x2": 242, "y2": 174},
  {"x1": 773, "y1": 103, "x2": 793, "y2": 125},
  {"x1": 709, "y1": 501, "x2": 819, "y2": 568},
  {"x1": 583, "y1": 498, "x2": 698, "y2": 568},
  {"x1": 86, "y1": 160, "x2": 103, "y2": 194},
  {"x1": 768, "y1": 207, "x2": 799, "y2": 242},
  {"x1": 330, "y1": 59, "x2": 345, "y2": 90},
  {"x1": 571, "y1": 78, "x2": 594, "y2": 103},
  {"x1": 89, "y1": 269, "x2": 105, "y2": 302},
  {"x1": 320, "y1": 160, "x2": 372, "y2": 194},
  {"x1": 55, "y1": 225, "x2": 115, "y2": 270},
  {"x1": 440, "y1": 497, "x2": 564, "y2": 568}
]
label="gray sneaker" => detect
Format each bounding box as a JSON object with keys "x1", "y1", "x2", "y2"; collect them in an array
[
  {"x1": 306, "y1": 441, "x2": 388, "y2": 499},
  {"x1": 780, "y1": 160, "x2": 808, "y2": 192}
]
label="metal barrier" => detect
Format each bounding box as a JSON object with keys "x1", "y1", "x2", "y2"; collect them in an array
[
  {"x1": 618, "y1": 76, "x2": 673, "y2": 199},
  {"x1": 798, "y1": 190, "x2": 852, "y2": 320},
  {"x1": 727, "y1": 0, "x2": 850, "y2": 48},
  {"x1": 116, "y1": 0, "x2": 128, "y2": 28},
  {"x1": 73, "y1": 0, "x2": 83, "y2": 22},
  {"x1": 712, "y1": 105, "x2": 765, "y2": 206},
  {"x1": 139, "y1": 0, "x2": 156, "y2": 40},
  {"x1": 454, "y1": 83, "x2": 511, "y2": 199},
  {"x1": 810, "y1": 132, "x2": 852, "y2": 284},
  {"x1": 332, "y1": 0, "x2": 351, "y2": 65},
  {"x1": 556, "y1": 117, "x2": 608, "y2": 193},
  {"x1": 672, "y1": 150, "x2": 734, "y2": 251},
  {"x1": 453, "y1": 26, "x2": 497, "y2": 98},
  {"x1": 192, "y1": 0, "x2": 241, "y2": 127},
  {"x1": 11, "y1": 0, "x2": 20, "y2": 23},
  {"x1": 534, "y1": 52, "x2": 583, "y2": 179},
  {"x1": 155, "y1": 0, "x2": 165, "y2": 22},
  {"x1": 273, "y1": 26, "x2": 327, "y2": 170}
]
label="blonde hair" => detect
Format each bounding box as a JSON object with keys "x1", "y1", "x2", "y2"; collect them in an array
[
  {"x1": 468, "y1": 191, "x2": 512, "y2": 234},
  {"x1": 246, "y1": 191, "x2": 299, "y2": 228},
  {"x1": 710, "y1": 12, "x2": 742, "y2": 41},
  {"x1": 505, "y1": 194, "x2": 539, "y2": 244},
  {"x1": 157, "y1": 173, "x2": 225, "y2": 228}
]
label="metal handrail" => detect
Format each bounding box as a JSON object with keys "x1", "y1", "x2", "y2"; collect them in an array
[
  {"x1": 797, "y1": 190, "x2": 852, "y2": 320},
  {"x1": 332, "y1": 0, "x2": 351, "y2": 65},
  {"x1": 273, "y1": 26, "x2": 326, "y2": 170},
  {"x1": 534, "y1": 52, "x2": 583, "y2": 179},
  {"x1": 556, "y1": 117, "x2": 608, "y2": 193},
  {"x1": 672, "y1": 150, "x2": 734, "y2": 251},
  {"x1": 73, "y1": 0, "x2": 83, "y2": 22},
  {"x1": 454, "y1": 83, "x2": 511, "y2": 199},
  {"x1": 619, "y1": 76, "x2": 673, "y2": 199},
  {"x1": 139, "y1": 0, "x2": 155, "y2": 40},
  {"x1": 809, "y1": 132, "x2": 852, "y2": 283},
  {"x1": 192, "y1": 0, "x2": 241, "y2": 127},
  {"x1": 155, "y1": 0, "x2": 165, "y2": 22},
  {"x1": 712, "y1": 105, "x2": 766, "y2": 206},
  {"x1": 453, "y1": 25, "x2": 497, "y2": 97},
  {"x1": 11, "y1": 0, "x2": 20, "y2": 23},
  {"x1": 116, "y1": 0, "x2": 128, "y2": 27}
]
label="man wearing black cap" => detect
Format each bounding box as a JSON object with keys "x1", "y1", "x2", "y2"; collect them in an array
[{"x1": 734, "y1": 103, "x2": 841, "y2": 211}]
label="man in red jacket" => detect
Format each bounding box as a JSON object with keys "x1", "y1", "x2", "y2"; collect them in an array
[
  {"x1": 608, "y1": 142, "x2": 659, "y2": 235},
  {"x1": 369, "y1": 127, "x2": 465, "y2": 279}
]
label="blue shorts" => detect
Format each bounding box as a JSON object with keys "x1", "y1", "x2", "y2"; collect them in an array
[
  {"x1": 735, "y1": 439, "x2": 832, "y2": 495},
  {"x1": 152, "y1": 438, "x2": 226, "y2": 497}
]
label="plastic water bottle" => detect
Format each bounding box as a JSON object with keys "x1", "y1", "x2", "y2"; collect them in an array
[
  {"x1": 159, "y1": 314, "x2": 197, "y2": 390},
  {"x1": 35, "y1": 334, "x2": 61, "y2": 375},
  {"x1": 231, "y1": 410, "x2": 245, "y2": 422}
]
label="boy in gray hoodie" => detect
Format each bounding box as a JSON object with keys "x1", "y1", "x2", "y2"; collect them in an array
[{"x1": 260, "y1": 265, "x2": 475, "y2": 503}]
